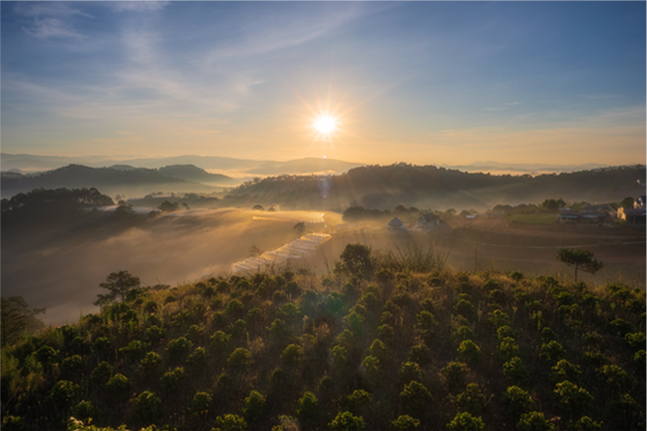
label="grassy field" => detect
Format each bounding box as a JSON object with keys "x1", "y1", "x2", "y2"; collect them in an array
[{"x1": 508, "y1": 213, "x2": 558, "y2": 224}]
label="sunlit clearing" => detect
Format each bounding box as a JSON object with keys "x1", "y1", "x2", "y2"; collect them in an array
[{"x1": 314, "y1": 115, "x2": 337, "y2": 135}]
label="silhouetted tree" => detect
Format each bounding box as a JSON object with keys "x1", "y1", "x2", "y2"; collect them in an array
[
  {"x1": 556, "y1": 249, "x2": 603, "y2": 283},
  {"x1": 338, "y1": 244, "x2": 373, "y2": 278},
  {"x1": 157, "y1": 200, "x2": 179, "y2": 212},
  {"x1": 293, "y1": 221, "x2": 306, "y2": 236},
  {"x1": 1, "y1": 296, "x2": 45, "y2": 347},
  {"x1": 94, "y1": 271, "x2": 141, "y2": 305}
]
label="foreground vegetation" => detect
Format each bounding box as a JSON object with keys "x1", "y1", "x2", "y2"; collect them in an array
[{"x1": 1, "y1": 245, "x2": 645, "y2": 431}]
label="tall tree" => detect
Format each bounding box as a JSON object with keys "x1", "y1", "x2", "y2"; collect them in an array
[
  {"x1": 94, "y1": 271, "x2": 141, "y2": 305},
  {"x1": 619, "y1": 196, "x2": 635, "y2": 209},
  {"x1": 556, "y1": 249, "x2": 603, "y2": 283},
  {"x1": 1, "y1": 296, "x2": 45, "y2": 347}
]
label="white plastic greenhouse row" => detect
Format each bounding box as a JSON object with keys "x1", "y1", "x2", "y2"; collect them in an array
[{"x1": 231, "y1": 232, "x2": 332, "y2": 274}]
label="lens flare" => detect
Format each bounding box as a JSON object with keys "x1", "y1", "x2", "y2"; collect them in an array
[{"x1": 314, "y1": 115, "x2": 337, "y2": 135}]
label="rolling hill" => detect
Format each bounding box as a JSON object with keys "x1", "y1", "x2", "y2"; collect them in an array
[{"x1": 224, "y1": 164, "x2": 647, "y2": 212}]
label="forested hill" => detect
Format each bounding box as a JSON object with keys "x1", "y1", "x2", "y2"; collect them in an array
[
  {"x1": 1, "y1": 164, "x2": 234, "y2": 197},
  {"x1": 1, "y1": 245, "x2": 645, "y2": 431},
  {"x1": 225, "y1": 164, "x2": 646, "y2": 211}
]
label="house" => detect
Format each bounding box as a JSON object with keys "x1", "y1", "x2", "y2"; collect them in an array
[
  {"x1": 385, "y1": 217, "x2": 406, "y2": 232},
  {"x1": 416, "y1": 212, "x2": 440, "y2": 230},
  {"x1": 634, "y1": 196, "x2": 646, "y2": 209},
  {"x1": 558, "y1": 210, "x2": 612, "y2": 224},
  {"x1": 618, "y1": 207, "x2": 646, "y2": 225}
]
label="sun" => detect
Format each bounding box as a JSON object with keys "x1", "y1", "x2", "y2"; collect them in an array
[{"x1": 313, "y1": 115, "x2": 338, "y2": 136}]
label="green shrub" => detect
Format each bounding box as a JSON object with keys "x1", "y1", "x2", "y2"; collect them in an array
[
  {"x1": 269, "y1": 319, "x2": 291, "y2": 343},
  {"x1": 597, "y1": 364, "x2": 631, "y2": 390},
  {"x1": 377, "y1": 324, "x2": 395, "y2": 345},
  {"x1": 539, "y1": 341, "x2": 565, "y2": 365},
  {"x1": 136, "y1": 391, "x2": 162, "y2": 423},
  {"x1": 213, "y1": 414, "x2": 247, "y2": 431},
  {"x1": 60, "y1": 355, "x2": 84, "y2": 379},
  {"x1": 119, "y1": 340, "x2": 149, "y2": 362},
  {"x1": 347, "y1": 389, "x2": 372, "y2": 415},
  {"x1": 243, "y1": 390, "x2": 266, "y2": 424},
  {"x1": 503, "y1": 357, "x2": 529, "y2": 386},
  {"x1": 498, "y1": 337, "x2": 520, "y2": 360},
  {"x1": 329, "y1": 411, "x2": 365, "y2": 431},
  {"x1": 408, "y1": 344, "x2": 429, "y2": 365},
  {"x1": 90, "y1": 361, "x2": 112, "y2": 385},
  {"x1": 497, "y1": 325, "x2": 516, "y2": 341},
  {"x1": 567, "y1": 416, "x2": 602, "y2": 431},
  {"x1": 281, "y1": 344, "x2": 305, "y2": 368},
  {"x1": 457, "y1": 340, "x2": 481, "y2": 364},
  {"x1": 296, "y1": 392, "x2": 319, "y2": 421},
  {"x1": 106, "y1": 374, "x2": 132, "y2": 403},
  {"x1": 187, "y1": 347, "x2": 211, "y2": 369},
  {"x1": 143, "y1": 325, "x2": 167, "y2": 346},
  {"x1": 455, "y1": 383, "x2": 486, "y2": 415},
  {"x1": 509, "y1": 271, "x2": 523, "y2": 281},
  {"x1": 488, "y1": 310, "x2": 511, "y2": 329},
  {"x1": 166, "y1": 337, "x2": 193, "y2": 363},
  {"x1": 453, "y1": 326, "x2": 475, "y2": 342},
  {"x1": 516, "y1": 412, "x2": 556, "y2": 431},
  {"x1": 1, "y1": 415, "x2": 26, "y2": 431},
  {"x1": 391, "y1": 415, "x2": 420, "y2": 431},
  {"x1": 443, "y1": 362, "x2": 470, "y2": 390},
  {"x1": 226, "y1": 299, "x2": 245, "y2": 319},
  {"x1": 625, "y1": 332, "x2": 646, "y2": 349},
  {"x1": 50, "y1": 380, "x2": 79, "y2": 408},
  {"x1": 399, "y1": 361, "x2": 423, "y2": 383},
  {"x1": 210, "y1": 331, "x2": 231, "y2": 353},
  {"x1": 454, "y1": 299, "x2": 474, "y2": 318},
  {"x1": 72, "y1": 400, "x2": 96, "y2": 420},
  {"x1": 228, "y1": 348, "x2": 252, "y2": 371},
  {"x1": 503, "y1": 386, "x2": 534, "y2": 419},
  {"x1": 551, "y1": 360, "x2": 581, "y2": 383},
  {"x1": 400, "y1": 381, "x2": 433, "y2": 418},
  {"x1": 360, "y1": 355, "x2": 382, "y2": 388},
  {"x1": 140, "y1": 352, "x2": 161, "y2": 373},
  {"x1": 447, "y1": 412, "x2": 485, "y2": 431},
  {"x1": 488, "y1": 289, "x2": 507, "y2": 306},
  {"x1": 190, "y1": 391, "x2": 212, "y2": 417},
  {"x1": 553, "y1": 381, "x2": 593, "y2": 415},
  {"x1": 160, "y1": 367, "x2": 186, "y2": 392},
  {"x1": 634, "y1": 349, "x2": 646, "y2": 367},
  {"x1": 609, "y1": 318, "x2": 633, "y2": 336},
  {"x1": 35, "y1": 345, "x2": 58, "y2": 365}
]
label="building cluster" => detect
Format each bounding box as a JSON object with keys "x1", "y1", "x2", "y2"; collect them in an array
[
  {"x1": 384, "y1": 212, "x2": 441, "y2": 232},
  {"x1": 616, "y1": 195, "x2": 646, "y2": 225}
]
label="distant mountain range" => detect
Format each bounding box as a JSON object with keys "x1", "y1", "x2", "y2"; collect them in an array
[
  {"x1": 1, "y1": 153, "x2": 612, "y2": 177},
  {"x1": 1, "y1": 164, "x2": 235, "y2": 197},
  {"x1": 0, "y1": 153, "x2": 363, "y2": 177},
  {"x1": 2, "y1": 154, "x2": 644, "y2": 211},
  {"x1": 443, "y1": 161, "x2": 608, "y2": 174}
]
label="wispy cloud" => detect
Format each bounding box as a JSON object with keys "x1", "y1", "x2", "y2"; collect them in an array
[
  {"x1": 205, "y1": 4, "x2": 379, "y2": 62},
  {"x1": 25, "y1": 17, "x2": 86, "y2": 39},
  {"x1": 14, "y1": 0, "x2": 169, "y2": 39},
  {"x1": 107, "y1": 2, "x2": 168, "y2": 13}
]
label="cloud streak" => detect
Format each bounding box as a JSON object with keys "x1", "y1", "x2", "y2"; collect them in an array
[{"x1": 14, "y1": 0, "x2": 169, "y2": 39}]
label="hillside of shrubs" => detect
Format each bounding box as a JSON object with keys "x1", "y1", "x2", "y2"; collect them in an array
[{"x1": 2, "y1": 244, "x2": 645, "y2": 431}]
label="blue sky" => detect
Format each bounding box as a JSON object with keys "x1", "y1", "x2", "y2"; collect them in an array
[{"x1": 2, "y1": 1, "x2": 645, "y2": 166}]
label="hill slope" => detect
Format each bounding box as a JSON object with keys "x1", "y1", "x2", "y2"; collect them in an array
[
  {"x1": 1, "y1": 164, "x2": 222, "y2": 197},
  {"x1": 226, "y1": 164, "x2": 646, "y2": 211},
  {"x1": 1, "y1": 245, "x2": 645, "y2": 430}
]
